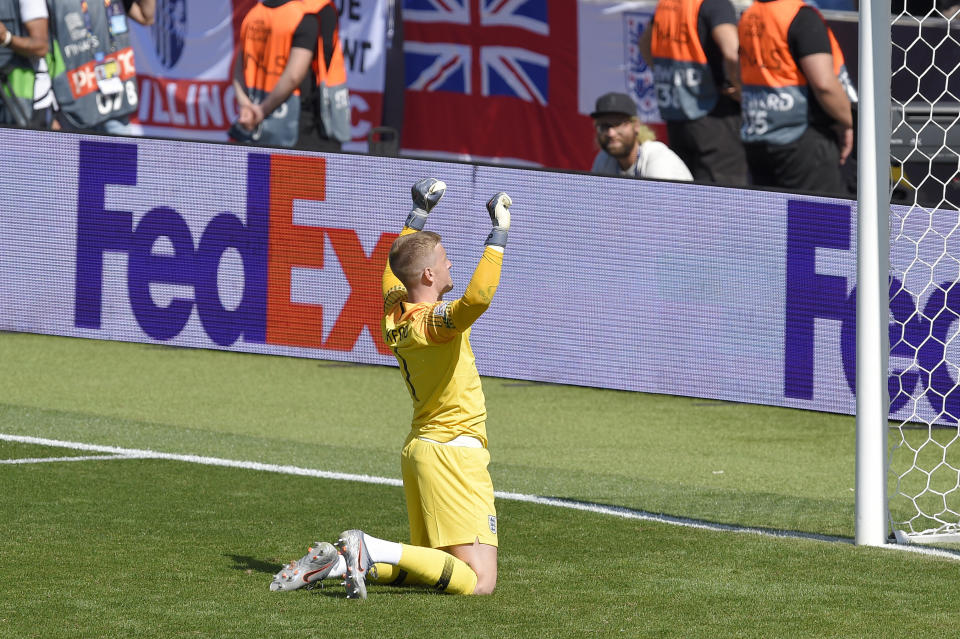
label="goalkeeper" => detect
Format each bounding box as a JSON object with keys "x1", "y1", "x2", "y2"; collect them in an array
[{"x1": 271, "y1": 178, "x2": 511, "y2": 598}]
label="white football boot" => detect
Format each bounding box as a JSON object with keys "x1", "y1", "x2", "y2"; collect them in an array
[
  {"x1": 336, "y1": 529, "x2": 373, "y2": 599},
  {"x1": 269, "y1": 541, "x2": 339, "y2": 592}
]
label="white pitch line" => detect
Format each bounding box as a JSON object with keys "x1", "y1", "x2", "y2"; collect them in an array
[
  {"x1": 0, "y1": 454, "x2": 141, "y2": 465},
  {"x1": 0, "y1": 433, "x2": 401, "y2": 486},
  {"x1": 3, "y1": 432, "x2": 959, "y2": 562},
  {"x1": 496, "y1": 491, "x2": 851, "y2": 543}
]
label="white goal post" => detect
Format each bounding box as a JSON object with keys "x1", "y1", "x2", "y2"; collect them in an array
[
  {"x1": 858, "y1": 2, "x2": 960, "y2": 545},
  {"x1": 854, "y1": 0, "x2": 891, "y2": 547}
]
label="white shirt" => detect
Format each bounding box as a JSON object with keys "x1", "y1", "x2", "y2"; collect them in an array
[
  {"x1": 591, "y1": 141, "x2": 694, "y2": 182},
  {"x1": 17, "y1": 0, "x2": 53, "y2": 109},
  {"x1": 19, "y1": 0, "x2": 47, "y2": 23}
]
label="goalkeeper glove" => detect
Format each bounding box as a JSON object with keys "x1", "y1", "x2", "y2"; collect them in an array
[
  {"x1": 405, "y1": 178, "x2": 446, "y2": 230},
  {"x1": 485, "y1": 191, "x2": 511, "y2": 248}
]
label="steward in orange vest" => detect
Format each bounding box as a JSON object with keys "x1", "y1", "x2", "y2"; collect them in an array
[
  {"x1": 738, "y1": 0, "x2": 857, "y2": 193},
  {"x1": 641, "y1": 0, "x2": 748, "y2": 185},
  {"x1": 231, "y1": 0, "x2": 325, "y2": 149}
]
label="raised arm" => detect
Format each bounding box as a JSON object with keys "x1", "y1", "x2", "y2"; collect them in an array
[
  {"x1": 382, "y1": 228, "x2": 412, "y2": 311},
  {"x1": 383, "y1": 178, "x2": 447, "y2": 309},
  {"x1": 428, "y1": 192, "x2": 511, "y2": 337}
]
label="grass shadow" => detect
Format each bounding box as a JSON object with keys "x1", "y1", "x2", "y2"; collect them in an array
[{"x1": 225, "y1": 554, "x2": 280, "y2": 576}]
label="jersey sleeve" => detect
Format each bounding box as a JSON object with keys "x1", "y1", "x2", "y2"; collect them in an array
[
  {"x1": 426, "y1": 246, "x2": 503, "y2": 342},
  {"x1": 382, "y1": 226, "x2": 417, "y2": 313}
]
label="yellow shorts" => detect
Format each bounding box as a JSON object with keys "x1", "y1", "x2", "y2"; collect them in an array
[{"x1": 400, "y1": 435, "x2": 498, "y2": 549}]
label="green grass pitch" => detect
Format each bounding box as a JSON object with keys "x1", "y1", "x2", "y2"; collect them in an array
[{"x1": 1, "y1": 331, "x2": 959, "y2": 637}]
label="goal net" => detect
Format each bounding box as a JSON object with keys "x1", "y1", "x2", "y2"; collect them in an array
[{"x1": 886, "y1": 4, "x2": 960, "y2": 543}]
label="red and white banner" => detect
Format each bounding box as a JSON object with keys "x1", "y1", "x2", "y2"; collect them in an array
[
  {"x1": 120, "y1": 1, "x2": 662, "y2": 169},
  {"x1": 127, "y1": 0, "x2": 388, "y2": 150}
]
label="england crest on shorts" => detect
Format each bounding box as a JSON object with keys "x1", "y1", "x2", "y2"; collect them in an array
[
  {"x1": 624, "y1": 11, "x2": 662, "y2": 124},
  {"x1": 488, "y1": 515, "x2": 497, "y2": 534}
]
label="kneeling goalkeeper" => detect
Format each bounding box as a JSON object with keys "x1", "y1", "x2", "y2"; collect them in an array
[{"x1": 271, "y1": 178, "x2": 511, "y2": 597}]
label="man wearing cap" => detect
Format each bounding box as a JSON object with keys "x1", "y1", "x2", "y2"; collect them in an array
[{"x1": 590, "y1": 91, "x2": 693, "y2": 181}]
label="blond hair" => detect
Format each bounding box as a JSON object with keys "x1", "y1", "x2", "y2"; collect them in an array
[
  {"x1": 389, "y1": 231, "x2": 442, "y2": 287},
  {"x1": 634, "y1": 119, "x2": 656, "y2": 144}
]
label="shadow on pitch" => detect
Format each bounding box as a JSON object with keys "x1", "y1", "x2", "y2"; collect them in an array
[
  {"x1": 224, "y1": 554, "x2": 344, "y2": 597},
  {"x1": 226, "y1": 554, "x2": 279, "y2": 576}
]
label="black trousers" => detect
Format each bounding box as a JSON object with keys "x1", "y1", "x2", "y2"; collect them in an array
[
  {"x1": 295, "y1": 98, "x2": 342, "y2": 153},
  {"x1": 666, "y1": 109, "x2": 749, "y2": 186},
  {"x1": 745, "y1": 126, "x2": 851, "y2": 196}
]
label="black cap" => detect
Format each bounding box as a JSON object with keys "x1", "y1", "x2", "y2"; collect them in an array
[{"x1": 590, "y1": 92, "x2": 637, "y2": 118}]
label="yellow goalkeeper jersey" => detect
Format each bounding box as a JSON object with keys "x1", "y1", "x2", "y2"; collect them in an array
[{"x1": 382, "y1": 230, "x2": 503, "y2": 447}]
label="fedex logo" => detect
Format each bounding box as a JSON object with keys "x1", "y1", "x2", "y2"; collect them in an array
[
  {"x1": 74, "y1": 140, "x2": 395, "y2": 354},
  {"x1": 784, "y1": 200, "x2": 960, "y2": 421}
]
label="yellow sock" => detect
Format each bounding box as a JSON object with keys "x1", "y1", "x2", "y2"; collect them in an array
[
  {"x1": 367, "y1": 563, "x2": 411, "y2": 586},
  {"x1": 393, "y1": 544, "x2": 478, "y2": 595}
]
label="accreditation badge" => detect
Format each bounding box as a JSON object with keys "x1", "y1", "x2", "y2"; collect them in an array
[{"x1": 94, "y1": 57, "x2": 123, "y2": 95}]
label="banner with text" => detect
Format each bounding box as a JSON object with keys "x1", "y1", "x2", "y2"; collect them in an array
[
  {"x1": 1, "y1": 127, "x2": 952, "y2": 424},
  {"x1": 119, "y1": 1, "x2": 660, "y2": 168},
  {"x1": 127, "y1": 0, "x2": 388, "y2": 150}
]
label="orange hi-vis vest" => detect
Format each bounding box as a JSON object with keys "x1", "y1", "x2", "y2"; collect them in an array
[
  {"x1": 300, "y1": 0, "x2": 347, "y2": 86},
  {"x1": 300, "y1": 0, "x2": 352, "y2": 142},
  {"x1": 739, "y1": 0, "x2": 854, "y2": 144},
  {"x1": 649, "y1": 0, "x2": 719, "y2": 121},
  {"x1": 236, "y1": 1, "x2": 309, "y2": 147},
  {"x1": 241, "y1": 2, "x2": 310, "y2": 96}
]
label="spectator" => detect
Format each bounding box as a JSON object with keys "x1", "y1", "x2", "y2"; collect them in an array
[
  {"x1": 231, "y1": 0, "x2": 344, "y2": 151},
  {"x1": 739, "y1": 0, "x2": 857, "y2": 195},
  {"x1": 639, "y1": 0, "x2": 749, "y2": 185},
  {"x1": 47, "y1": 0, "x2": 153, "y2": 135},
  {"x1": 302, "y1": 0, "x2": 350, "y2": 150},
  {"x1": 590, "y1": 91, "x2": 693, "y2": 181},
  {"x1": 0, "y1": 0, "x2": 48, "y2": 128}
]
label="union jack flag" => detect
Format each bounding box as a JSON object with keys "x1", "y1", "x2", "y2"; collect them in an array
[
  {"x1": 405, "y1": 0, "x2": 550, "y2": 103},
  {"x1": 401, "y1": 0, "x2": 596, "y2": 169},
  {"x1": 405, "y1": 41, "x2": 549, "y2": 104}
]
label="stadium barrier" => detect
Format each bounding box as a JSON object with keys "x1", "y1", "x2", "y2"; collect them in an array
[{"x1": 0, "y1": 128, "x2": 943, "y2": 423}]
